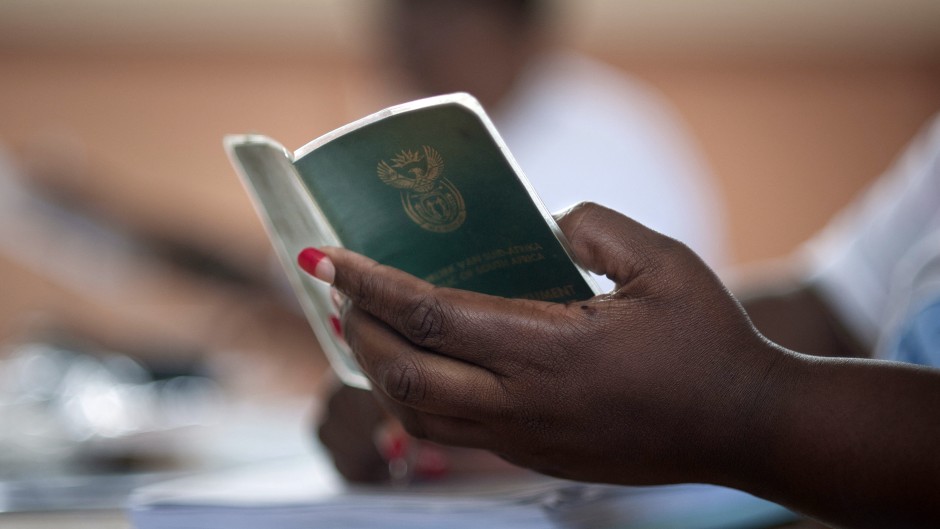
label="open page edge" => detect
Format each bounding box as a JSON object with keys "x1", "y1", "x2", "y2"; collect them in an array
[{"x1": 223, "y1": 135, "x2": 371, "y2": 389}]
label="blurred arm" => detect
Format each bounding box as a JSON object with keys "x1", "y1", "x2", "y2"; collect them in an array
[{"x1": 740, "y1": 281, "x2": 869, "y2": 359}]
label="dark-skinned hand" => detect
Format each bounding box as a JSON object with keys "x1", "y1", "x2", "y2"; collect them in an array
[
  {"x1": 316, "y1": 379, "x2": 390, "y2": 483},
  {"x1": 303, "y1": 203, "x2": 940, "y2": 529},
  {"x1": 317, "y1": 379, "x2": 531, "y2": 483}
]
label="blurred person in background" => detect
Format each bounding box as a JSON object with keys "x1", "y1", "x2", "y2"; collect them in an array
[
  {"x1": 742, "y1": 113, "x2": 940, "y2": 368},
  {"x1": 318, "y1": 0, "x2": 730, "y2": 482},
  {"x1": 380, "y1": 0, "x2": 726, "y2": 272}
]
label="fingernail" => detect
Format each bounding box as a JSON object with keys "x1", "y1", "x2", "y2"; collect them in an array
[
  {"x1": 415, "y1": 445, "x2": 450, "y2": 480},
  {"x1": 297, "y1": 247, "x2": 335, "y2": 284},
  {"x1": 329, "y1": 315, "x2": 343, "y2": 337},
  {"x1": 380, "y1": 432, "x2": 409, "y2": 461}
]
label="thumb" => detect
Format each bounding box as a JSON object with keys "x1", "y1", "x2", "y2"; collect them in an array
[{"x1": 555, "y1": 202, "x2": 681, "y2": 288}]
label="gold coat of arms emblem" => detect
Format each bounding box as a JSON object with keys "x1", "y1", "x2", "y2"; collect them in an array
[{"x1": 377, "y1": 146, "x2": 466, "y2": 233}]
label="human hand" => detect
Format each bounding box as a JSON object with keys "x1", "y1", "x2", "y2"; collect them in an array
[
  {"x1": 302, "y1": 203, "x2": 787, "y2": 486},
  {"x1": 318, "y1": 378, "x2": 532, "y2": 483},
  {"x1": 316, "y1": 380, "x2": 390, "y2": 483}
]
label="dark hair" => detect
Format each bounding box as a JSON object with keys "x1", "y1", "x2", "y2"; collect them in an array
[
  {"x1": 407, "y1": 0, "x2": 544, "y2": 28},
  {"x1": 498, "y1": 0, "x2": 544, "y2": 27}
]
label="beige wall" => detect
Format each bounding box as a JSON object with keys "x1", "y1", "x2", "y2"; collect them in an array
[{"x1": 2, "y1": 49, "x2": 937, "y2": 265}]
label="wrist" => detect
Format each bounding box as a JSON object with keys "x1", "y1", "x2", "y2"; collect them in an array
[{"x1": 703, "y1": 339, "x2": 803, "y2": 493}]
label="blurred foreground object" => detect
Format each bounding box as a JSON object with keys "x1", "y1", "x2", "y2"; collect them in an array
[
  {"x1": 0, "y1": 336, "x2": 222, "y2": 511},
  {"x1": 0, "y1": 336, "x2": 317, "y2": 513}
]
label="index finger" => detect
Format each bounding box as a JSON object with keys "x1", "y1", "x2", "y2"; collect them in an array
[{"x1": 315, "y1": 246, "x2": 573, "y2": 374}]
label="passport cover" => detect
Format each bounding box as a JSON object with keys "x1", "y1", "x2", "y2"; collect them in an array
[{"x1": 226, "y1": 93, "x2": 598, "y2": 389}]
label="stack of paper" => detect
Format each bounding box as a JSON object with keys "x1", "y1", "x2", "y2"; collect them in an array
[{"x1": 128, "y1": 453, "x2": 796, "y2": 529}]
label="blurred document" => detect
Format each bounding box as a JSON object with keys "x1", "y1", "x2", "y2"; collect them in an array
[{"x1": 128, "y1": 455, "x2": 795, "y2": 529}]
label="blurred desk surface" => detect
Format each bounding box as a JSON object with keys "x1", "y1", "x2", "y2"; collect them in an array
[
  {"x1": 0, "y1": 397, "x2": 834, "y2": 529},
  {"x1": 0, "y1": 511, "x2": 129, "y2": 529},
  {"x1": 0, "y1": 399, "x2": 315, "y2": 528},
  {"x1": 0, "y1": 511, "x2": 830, "y2": 529}
]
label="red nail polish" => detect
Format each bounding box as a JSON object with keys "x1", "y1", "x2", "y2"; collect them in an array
[
  {"x1": 298, "y1": 247, "x2": 336, "y2": 284},
  {"x1": 297, "y1": 247, "x2": 326, "y2": 276},
  {"x1": 330, "y1": 288, "x2": 343, "y2": 312},
  {"x1": 381, "y1": 433, "x2": 409, "y2": 460},
  {"x1": 329, "y1": 315, "x2": 343, "y2": 337}
]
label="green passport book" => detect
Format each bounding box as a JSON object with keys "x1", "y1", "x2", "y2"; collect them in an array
[{"x1": 225, "y1": 93, "x2": 599, "y2": 389}]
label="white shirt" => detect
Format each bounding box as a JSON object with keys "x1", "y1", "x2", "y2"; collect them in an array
[
  {"x1": 493, "y1": 52, "x2": 728, "y2": 290},
  {"x1": 807, "y1": 114, "x2": 940, "y2": 361}
]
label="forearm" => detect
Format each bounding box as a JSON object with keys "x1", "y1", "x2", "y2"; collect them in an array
[{"x1": 727, "y1": 348, "x2": 940, "y2": 528}]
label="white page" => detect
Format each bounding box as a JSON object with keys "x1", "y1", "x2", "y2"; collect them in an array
[{"x1": 128, "y1": 454, "x2": 794, "y2": 529}]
